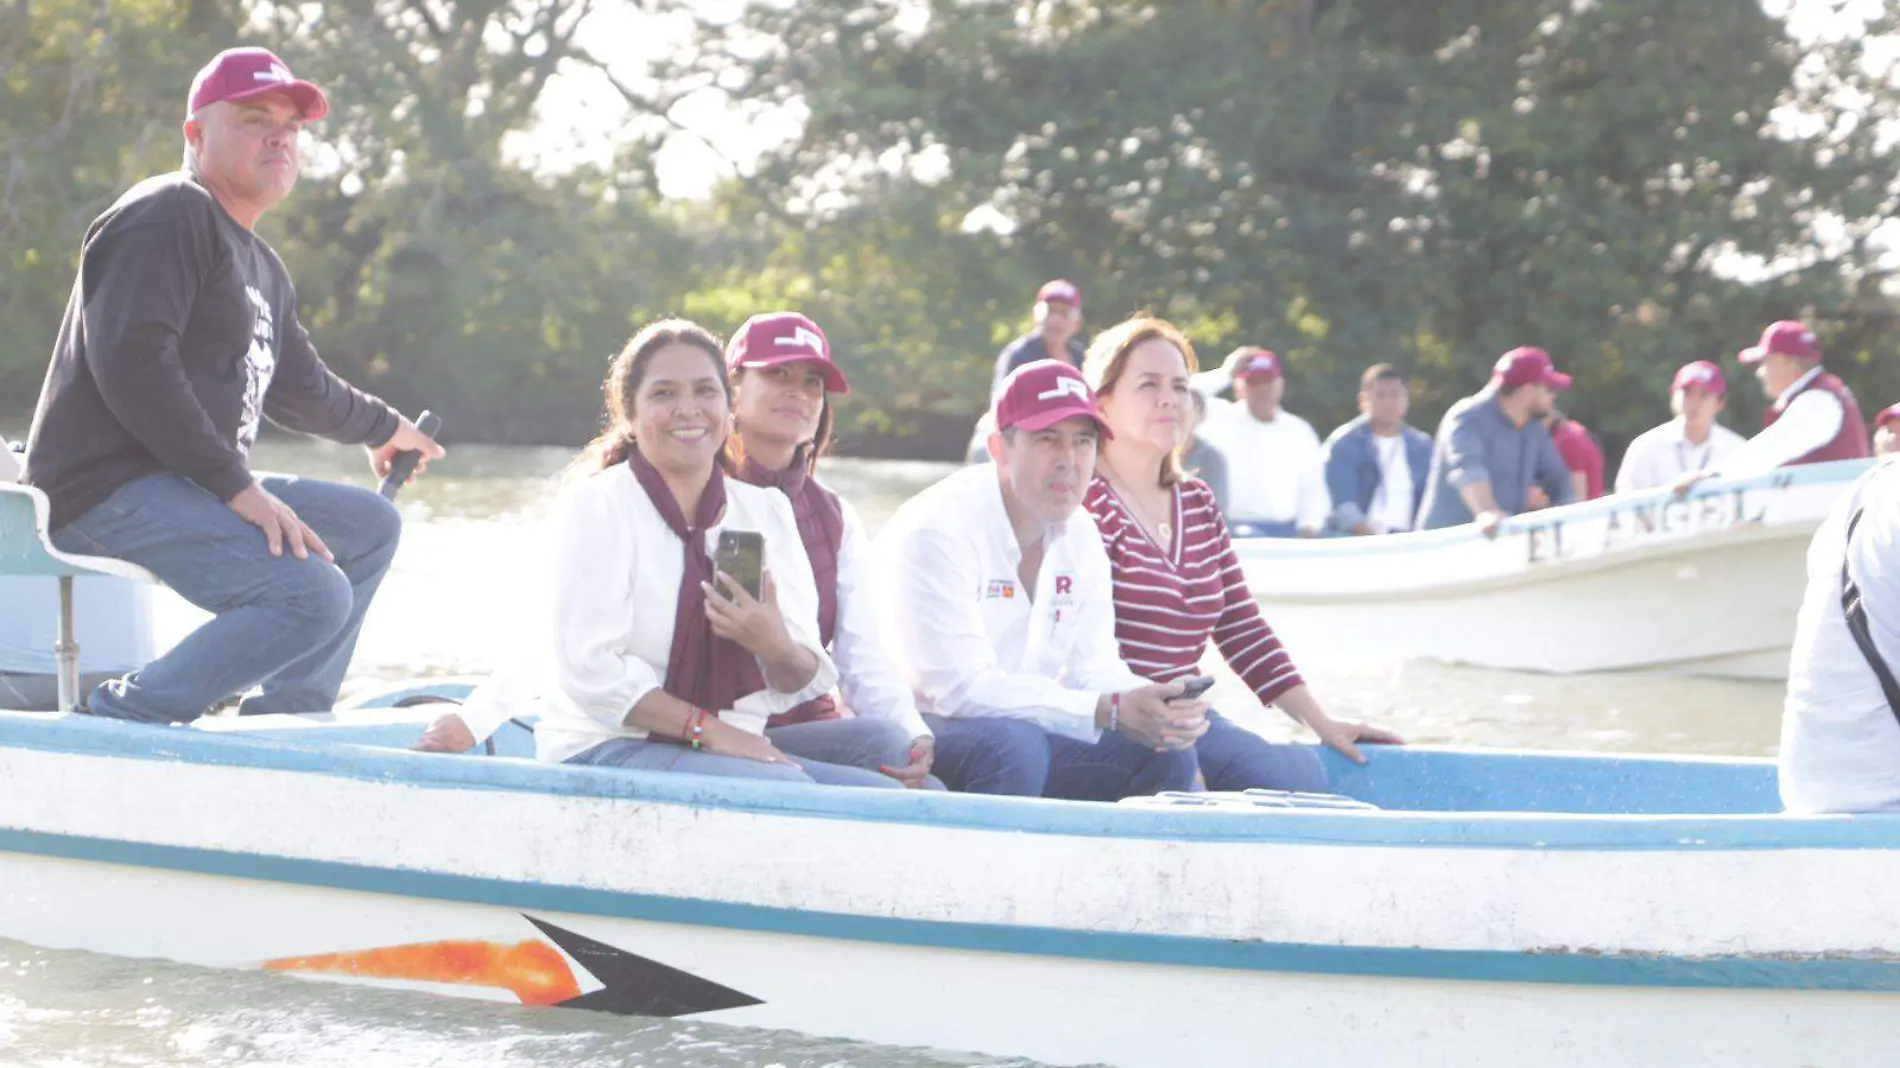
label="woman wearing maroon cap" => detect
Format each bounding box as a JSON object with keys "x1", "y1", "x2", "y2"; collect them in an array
[
  {"x1": 724, "y1": 312, "x2": 940, "y2": 788},
  {"x1": 1081, "y1": 316, "x2": 1403, "y2": 788}
]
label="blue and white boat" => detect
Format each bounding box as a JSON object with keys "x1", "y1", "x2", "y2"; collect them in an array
[{"x1": 0, "y1": 694, "x2": 1897, "y2": 1068}]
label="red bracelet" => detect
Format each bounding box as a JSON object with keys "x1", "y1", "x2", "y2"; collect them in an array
[{"x1": 1108, "y1": 692, "x2": 1121, "y2": 733}]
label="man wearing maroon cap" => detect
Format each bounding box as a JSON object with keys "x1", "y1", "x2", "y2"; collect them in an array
[
  {"x1": 987, "y1": 279, "x2": 1088, "y2": 401},
  {"x1": 1613, "y1": 360, "x2": 1745, "y2": 493},
  {"x1": 1677, "y1": 321, "x2": 1870, "y2": 497},
  {"x1": 19, "y1": 46, "x2": 442, "y2": 724},
  {"x1": 876, "y1": 360, "x2": 1208, "y2": 799},
  {"x1": 1876, "y1": 404, "x2": 1900, "y2": 458},
  {"x1": 1417, "y1": 347, "x2": 1578, "y2": 533}
]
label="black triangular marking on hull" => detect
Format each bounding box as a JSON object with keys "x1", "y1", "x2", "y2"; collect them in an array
[{"x1": 524, "y1": 915, "x2": 765, "y2": 1017}]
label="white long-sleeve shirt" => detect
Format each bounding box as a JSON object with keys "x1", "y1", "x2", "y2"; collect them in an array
[
  {"x1": 826, "y1": 496, "x2": 931, "y2": 741},
  {"x1": 874, "y1": 465, "x2": 1146, "y2": 741},
  {"x1": 1612, "y1": 418, "x2": 1747, "y2": 493},
  {"x1": 523, "y1": 466, "x2": 837, "y2": 764},
  {"x1": 1198, "y1": 404, "x2": 1330, "y2": 530},
  {"x1": 1722, "y1": 367, "x2": 1845, "y2": 477},
  {"x1": 1779, "y1": 458, "x2": 1900, "y2": 813}
]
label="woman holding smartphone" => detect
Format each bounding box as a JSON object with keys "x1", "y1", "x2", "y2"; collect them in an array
[
  {"x1": 724, "y1": 312, "x2": 938, "y2": 788},
  {"x1": 452, "y1": 318, "x2": 904, "y2": 788},
  {"x1": 1080, "y1": 316, "x2": 1404, "y2": 791}
]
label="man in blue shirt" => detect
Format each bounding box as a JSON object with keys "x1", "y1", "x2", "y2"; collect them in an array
[
  {"x1": 987, "y1": 279, "x2": 1087, "y2": 401},
  {"x1": 1322, "y1": 363, "x2": 1434, "y2": 534},
  {"x1": 1417, "y1": 348, "x2": 1577, "y2": 534}
]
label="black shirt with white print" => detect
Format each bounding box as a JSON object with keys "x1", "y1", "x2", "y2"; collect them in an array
[{"x1": 22, "y1": 172, "x2": 397, "y2": 530}]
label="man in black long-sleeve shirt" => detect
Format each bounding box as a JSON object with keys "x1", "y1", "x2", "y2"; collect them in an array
[{"x1": 20, "y1": 47, "x2": 443, "y2": 723}]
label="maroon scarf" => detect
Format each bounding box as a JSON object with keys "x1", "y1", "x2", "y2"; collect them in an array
[
  {"x1": 738, "y1": 450, "x2": 845, "y2": 726},
  {"x1": 627, "y1": 451, "x2": 764, "y2": 715}
]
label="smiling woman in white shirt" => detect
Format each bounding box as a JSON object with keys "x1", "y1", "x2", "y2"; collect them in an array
[
  {"x1": 722, "y1": 311, "x2": 939, "y2": 789},
  {"x1": 453, "y1": 319, "x2": 898, "y2": 788}
]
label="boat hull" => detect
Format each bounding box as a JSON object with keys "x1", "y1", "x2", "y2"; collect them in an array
[{"x1": 1233, "y1": 461, "x2": 1871, "y2": 679}]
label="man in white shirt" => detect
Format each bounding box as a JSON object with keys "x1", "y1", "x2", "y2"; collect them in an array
[
  {"x1": 1778, "y1": 457, "x2": 1900, "y2": 813},
  {"x1": 1677, "y1": 321, "x2": 1871, "y2": 496},
  {"x1": 877, "y1": 360, "x2": 1209, "y2": 798},
  {"x1": 1197, "y1": 349, "x2": 1329, "y2": 537},
  {"x1": 1612, "y1": 360, "x2": 1746, "y2": 493}
]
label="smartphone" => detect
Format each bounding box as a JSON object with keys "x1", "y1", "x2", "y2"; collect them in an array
[
  {"x1": 713, "y1": 529, "x2": 765, "y2": 602},
  {"x1": 1172, "y1": 676, "x2": 1216, "y2": 701}
]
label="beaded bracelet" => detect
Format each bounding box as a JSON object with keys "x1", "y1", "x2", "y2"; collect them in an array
[
  {"x1": 1108, "y1": 692, "x2": 1121, "y2": 733},
  {"x1": 685, "y1": 706, "x2": 709, "y2": 750}
]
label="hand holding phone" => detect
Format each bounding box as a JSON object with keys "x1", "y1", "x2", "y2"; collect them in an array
[
  {"x1": 1171, "y1": 676, "x2": 1216, "y2": 702},
  {"x1": 713, "y1": 529, "x2": 765, "y2": 602}
]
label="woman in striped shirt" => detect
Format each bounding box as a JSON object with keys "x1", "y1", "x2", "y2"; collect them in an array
[{"x1": 1081, "y1": 316, "x2": 1402, "y2": 790}]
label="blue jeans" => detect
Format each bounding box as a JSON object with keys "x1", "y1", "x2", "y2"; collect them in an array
[
  {"x1": 923, "y1": 714, "x2": 1200, "y2": 800},
  {"x1": 1196, "y1": 712, "x2": 1328, "y2": 793},
  {"x1": 51, "y1": 473, "x2": 402, "y2": 722},
  {"x1": 767, "y1": 717, "x2": 946, "y2": 790},
  {"x1": 1227, "y1": 518, "x2": 1300, "y2": 538},
  {"x1": 568, "y1": 735, "x2": 905, "y2": 788}
]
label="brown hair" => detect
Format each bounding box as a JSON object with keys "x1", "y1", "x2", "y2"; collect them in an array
[
  {"x1": 1083, "y1": 315, "x2": 1200, "y2": 488},
  {"x1": 568, "y1": 318, "x2": 732, "y2": 479},
  {"x1": 725, "y1": 368, "x2": 837, "y2": 476},
  {"x1": 1361, "y1": 362, "x2": 1407, "y2": 391}
]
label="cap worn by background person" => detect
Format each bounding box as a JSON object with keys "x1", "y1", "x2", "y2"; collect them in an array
[
  {"x1": 1491, "y1": 347, "x2": 1572, "y2": 391},
  {"x1": 1236, "y1": 350, "x2": 1283, "y2": 381},
  {"x1": 188, "y1": 47, "x2": 328, "y2": 121},
  {"x1": 1671, "y1": 360, "x2": 1728, "y2": 398},
  {"x1": 725, "y1": 311, "x2": 850, "y2": 394},
  {"x1": 1036, "y1": 279, "x2": 1082, "y2": 308},
  {"x1": 994, "y1": 360, "x2": 1112, "y2": 439},
  {"x1": 1877, "y1": 403, "x2": 1900, "y2": 431},
  {"x1": 1738, "y1": 320, "x2": 1821, "y2": 365}
]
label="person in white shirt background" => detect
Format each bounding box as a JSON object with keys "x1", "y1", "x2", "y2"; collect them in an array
[
  {"x1": 1675, "y1": 320, "x2": 1871, "y2": 496},
  {"x1": 1196, "y1": 348, "x2": 1330, "y2": 537},
  {"x1": 876, "y1": 360, "x2": 1208, "y2": 799},
  {"x1": 1778, "y1": 455, "x2": 1900, "y2": 814},
  {"x1": 416, "y1": 318, "x2": 900, "y2": 789},
  {"x1": 1612, "y1": 360, "x2": 1746, "y2": 493}
]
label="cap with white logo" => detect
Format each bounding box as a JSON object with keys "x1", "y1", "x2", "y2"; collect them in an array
[
  {"x1": 187, "y1": 47, "x2": 328, "y2": 121},
  {"x1": 1738, "y1": 320, "x2": 1821, "y2": 365},
  {"x1": 725, "y1": 312, "x2": 850, "y2": 394},
  {"x1": 993, "y1": 360, "x2": 1113, "y2": 439},
  {"x1": 1670, "y1": 360, "x2": 1727, "y2": 398}
]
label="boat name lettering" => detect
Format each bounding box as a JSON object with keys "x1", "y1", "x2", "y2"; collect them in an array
[{"x1": 1527, "y1": 487, "x2": 1768, "y2": 565}]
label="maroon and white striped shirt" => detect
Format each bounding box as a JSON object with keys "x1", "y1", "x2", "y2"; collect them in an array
[{"x1": 1084, "y1": 474, "x2": 1305, "y2": 704}]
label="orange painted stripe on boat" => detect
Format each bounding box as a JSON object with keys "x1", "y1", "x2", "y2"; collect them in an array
[{"x1": 263, "y1": 939, "x2": 582, "y2": 1005}]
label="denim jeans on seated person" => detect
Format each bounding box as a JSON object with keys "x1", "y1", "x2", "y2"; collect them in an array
[
  {"x1": 1195, "y1": 711, "x2": 1328, "y2": 793},
  {"x1": 767, "y1": 716, "x2": 947, "y2": 790},
  {"x1": 51, "y1": 472, "x2": 402, "y2": 723},
  {"x1": 1226, "y1": 518, "x2": 1301, "y2": 539},
  {"x1": 923, "y1": 713, "x2": 1200, "y2": 800},
  {"x1": 569, "y1": 735, "x2": 906, "y2": 788}
]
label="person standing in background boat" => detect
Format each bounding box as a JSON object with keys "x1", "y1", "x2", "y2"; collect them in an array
[
  {"x1": 987, "y1": 279, "x2": 1087, "y2": 402},
  {"x1": 1674, "y1": 321, "x2": 1870, "y2": 497},
  {"x1": 1876, "y1": 405, "x2": 1900, "y2": 457},
  {"x1": 463, "y1": 319, "x2": 899, "y2": 788},
  {"x1": 1612, "y1": 361, "x2": 1745, "y2": 493},
  {"x1": 18, "y1": 47, "x2": 443, "y2": 723},
  {"x1": 1777, "y1": 455, "x2": 1900, "y2": 814},
  {"x1": 1320, "y1": 363, "x2": 1433, "y2": 535},
  {"x1": 1082, "y1": 317, "x2": 1403, "y2": 789},
  {"x1": 1179, "y1": 389, "x2": 1230, "y2": 512},
  {"x1": 1195, "y1": 349, "x2": 1329, "y2": 537},
  {"x1": 1535, "y1": 408, "x2": 1605, "y2": 504},
  {"x1": 1416, "y1": 347, "x2": 1577, "y2": 534},
  {"x1": 876, "y1": 360, "x2": 1206, "y2": 799}
]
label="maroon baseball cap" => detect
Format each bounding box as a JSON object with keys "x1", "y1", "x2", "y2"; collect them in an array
[
  {"x1": 188, "y1": 47, "x2": 328, "y2": 121},
  {"x1": 725, "y1": 312, "x2": 850, "y2": 394},
  {"x1": 1491, "y1": 347, "x2": 1572, "y2": 390},
  {"x1": 1739, "y1": 320, "x2": 1820, "y2": 364},
  {"x1": 994, "y1": 360, "x2": 1112, "y2": 439},
  {"x1": 1037, "y1": 279, "x2": 1082, "y2": 308},
  {"x1": 1877, "y1": 403, "x2": 1900, "y2": 431},
  {"x1": 1236, "y1": 350, "x2": 1283, "y2": 381},
  {"x1": 1671, "y1": 360, "x2": 1727, "y2": 398}
]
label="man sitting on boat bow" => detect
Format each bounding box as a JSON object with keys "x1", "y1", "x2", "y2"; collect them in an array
[{"x1": 875, "y1": 361, "x2": 1208, "y2": 799}]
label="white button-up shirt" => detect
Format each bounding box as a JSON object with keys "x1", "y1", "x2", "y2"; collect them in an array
[
  {"x1": 494, "y1": 466, "x2": 837, "y2": 765},
  {"x1": 874, "y1": 465, "x2": 1146, "y2": 741},
  {"x1": 1779, "y1": 458, "x2": 1900, "y2": 813},
  {"x1": 1723, "y1": 367, "x2": 1845, "y2": 477},
  {"x1": 1613, "y1": 418, "x2": 1746, "y2": 493},
  {"x1": 1368, "y1": 433, "x2": 1416, "y2": 533},
  {"x1": 1198, "y1": 401, "x2": 1330, "y2": 530}
]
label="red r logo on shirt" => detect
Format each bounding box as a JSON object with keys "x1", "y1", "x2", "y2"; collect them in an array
[{"x1": 1054, "y1": 575, "x2": 1073, "y2": 596}]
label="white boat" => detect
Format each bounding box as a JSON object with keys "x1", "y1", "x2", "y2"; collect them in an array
[
  {"x1": 1231, "y1": 459, "x2": 1872, "y2": 680},
  {"x1": 0, "y1": 696, "x2": 1896, "y2": 1068}
]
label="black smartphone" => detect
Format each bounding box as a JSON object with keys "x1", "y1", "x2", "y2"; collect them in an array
[
  {"x1": 1172, "y1": 676, "x2": 1216, "y2": 701},
  {"x1": 713, "y1": 529, "x2": 765, "y2": 602}
]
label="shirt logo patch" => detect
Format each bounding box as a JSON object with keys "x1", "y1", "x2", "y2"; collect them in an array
[
  {"x1": 1052, "y1": 573, "x2": 1076, "y2": 606},
  {"x1": 985, "y1": 580, "x2": 1016, "y2": 600}
]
